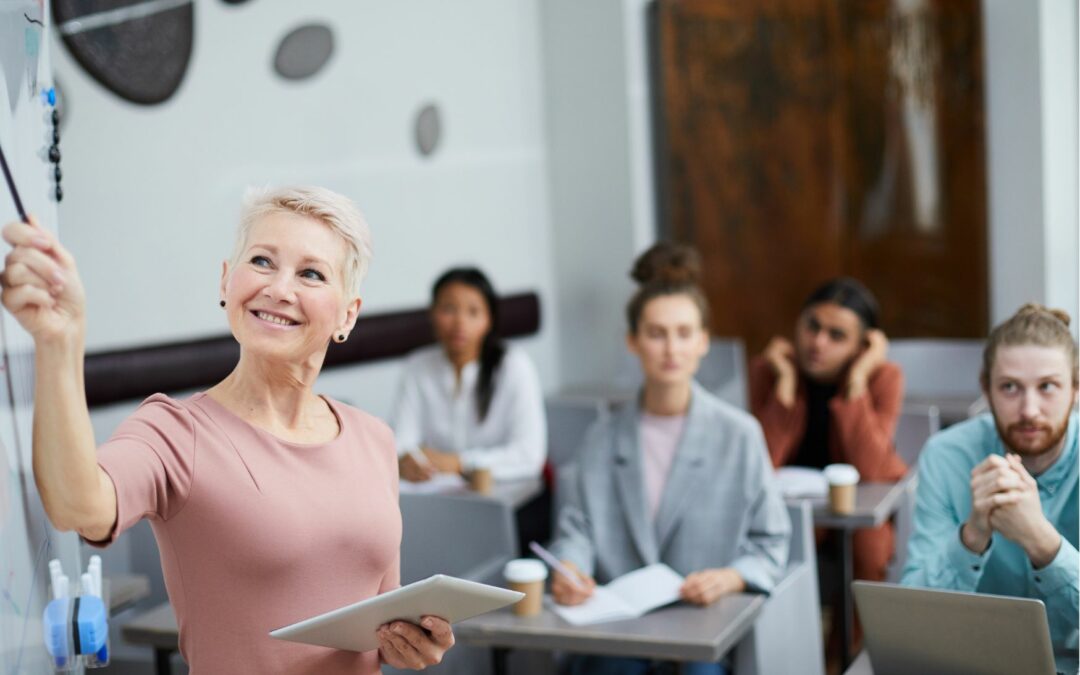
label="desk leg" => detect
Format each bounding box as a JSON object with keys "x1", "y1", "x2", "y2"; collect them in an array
[
  {"x1": 154, "y1": 648, "x2": 173, "y2": 675},
  {"x1": 839, "y1": 530, "x2": 854, "y2": 670},
  {"x1": 492, "y1": 647, "x2": 509, "y2": 675}
]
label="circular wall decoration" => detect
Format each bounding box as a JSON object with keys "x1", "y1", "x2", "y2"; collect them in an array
[
  {"x1": 414, "y1": 103, "x2": 441, "y2": 158},
  {"x1": 273, "y1": 24, "x2": 334, "y2": 81},
  {"x1": 52, "y1": 0, "x2": 194, "y2": 105}
]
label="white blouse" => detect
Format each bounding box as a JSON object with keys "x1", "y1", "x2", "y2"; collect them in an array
[{"x1": 389, "y1": 344, "x2": 547, "y2": 481}]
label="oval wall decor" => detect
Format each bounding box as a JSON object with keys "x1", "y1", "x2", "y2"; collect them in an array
[
  {"x1": 273, "y1": 24, "x2": 334, "y2": 81},
  {"x1": 414, "y1": 103, "x2": 441, "y2": 158},
  {"x1": 52, "y1": 0, "x2": 194, "y2": 105}
]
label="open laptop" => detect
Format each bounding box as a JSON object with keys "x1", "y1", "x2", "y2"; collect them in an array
[{"x1": 853, "y1": 581, "x2": 1078, "y2": 675}]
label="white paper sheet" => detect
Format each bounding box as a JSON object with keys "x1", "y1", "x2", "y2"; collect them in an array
[
  {"x1": 553, "y1": 587, "x2": 636, "y2": 626},
  {"x1": 774, "y1": 466, "x2": 828, "y2": 499},
  {"x1": 398, "y1": 472, "x2": 468, "y2": 494}
]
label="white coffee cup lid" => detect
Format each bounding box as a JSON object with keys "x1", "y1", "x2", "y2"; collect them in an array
[
  {"x1": 823, "y1": 464, "x2": 860, "y2": 485},
  {"x1": 504, "y1": 559, "x2": 547, "y2": 583}
]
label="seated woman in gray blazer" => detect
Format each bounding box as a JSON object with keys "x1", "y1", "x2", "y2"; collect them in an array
[{"x1": 548, "y1": 243, "x2": 791, "y2": 675}]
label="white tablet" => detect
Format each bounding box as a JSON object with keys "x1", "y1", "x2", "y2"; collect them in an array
[{"x1": 269, "y1": 574, "x2": 523, "y2": 653}]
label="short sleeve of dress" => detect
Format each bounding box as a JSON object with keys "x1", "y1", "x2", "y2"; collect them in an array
[{"x1": 90, "y1": 394, "x2": 196, "y2": 546}]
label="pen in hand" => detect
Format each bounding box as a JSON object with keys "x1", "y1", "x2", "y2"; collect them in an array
[
  {"x1": 408, "y1": 447, "x2": 434, "y2": 470},
  {"x1": 529, "y1": 541, "x2": 587, "y2": 591},
  {"x1": 399, "y1": 447, "x2": 435, "y2": 482}
]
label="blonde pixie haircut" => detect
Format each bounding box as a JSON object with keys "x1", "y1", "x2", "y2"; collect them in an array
[{"x1": 230, "y1": 186, "x2": 374, "y2": 296}]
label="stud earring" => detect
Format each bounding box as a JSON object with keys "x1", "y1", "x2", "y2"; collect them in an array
[
  {"x1": 336, "y1": 334, "x2": 346, "y2": 343},
  {"x1": 219, "y1": 300, "x2": 225, "y2": 308}
]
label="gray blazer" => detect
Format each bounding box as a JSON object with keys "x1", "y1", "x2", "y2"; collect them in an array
[{"x1": 549, "y1": 382, "x2": 791, "y2": 593}]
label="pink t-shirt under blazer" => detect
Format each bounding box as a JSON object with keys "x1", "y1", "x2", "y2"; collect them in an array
[
  {"x1": 93, "y1": 392, "x2": 401, "y2": 675},
  {"x1": 640, "y1": 412, "x2": 687, "y2": 523}
]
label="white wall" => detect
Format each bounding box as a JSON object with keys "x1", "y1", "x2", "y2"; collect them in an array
[
  {"x1": 54, "y1": 0, "x2": 559, "y2": 419},
  {"x1": 1038, "y1": 0, "x2": 1079, "y2": 330},
  {"x1": 539, "y1": 0, "x2": 658, "y2": 388},
  {"x1": 984, "y1": 0, "x2": 1079, "y2": 332}
]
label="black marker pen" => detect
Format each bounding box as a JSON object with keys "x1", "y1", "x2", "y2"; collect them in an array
[{"x1": 0, "y1": 140, "x2": 29, "y2": 223}]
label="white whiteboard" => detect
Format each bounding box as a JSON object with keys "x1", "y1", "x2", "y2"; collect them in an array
[{"x1": 0, "y1": 2, "x2": 83, "y2": 673}]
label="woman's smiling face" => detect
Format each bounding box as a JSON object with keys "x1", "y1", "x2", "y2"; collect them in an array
[{"x1": 222, "y1": 211, "x2": 359, "y2": 363}]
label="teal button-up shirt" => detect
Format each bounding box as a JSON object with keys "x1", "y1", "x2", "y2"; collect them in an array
[{"x1": 901, "y1": 412, "x2": 1079, "y2": 650}]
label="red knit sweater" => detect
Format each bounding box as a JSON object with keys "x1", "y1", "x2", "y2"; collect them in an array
[{"x1": 748, "y1": 356, "x2": 907, "y2": 481}]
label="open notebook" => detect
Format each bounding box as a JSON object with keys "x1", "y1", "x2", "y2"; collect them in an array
[{"x1": 552, "y1": 563, "x2": 685, "y2": 626}]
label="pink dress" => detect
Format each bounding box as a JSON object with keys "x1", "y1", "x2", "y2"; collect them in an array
[{"x1": 94, "y1": 392, "x2": 401, "y2": 674}]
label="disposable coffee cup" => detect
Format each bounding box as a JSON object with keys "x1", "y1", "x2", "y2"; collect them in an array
[
  {"x1": 503, "y1": 559, "x2": 547, "y2": 617},
  {"x1": 468, "y1": 466, "x2": 493, "y2": 494},
  {"x1": 823, "y1": 464, "x2": 860, "y2": 515}
]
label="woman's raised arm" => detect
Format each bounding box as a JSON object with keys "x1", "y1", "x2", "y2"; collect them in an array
[{"x1": 1, "y1": 216, "x2": 116, "y2": 540}]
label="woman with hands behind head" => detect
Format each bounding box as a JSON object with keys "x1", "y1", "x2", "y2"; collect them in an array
[
  {"x1": 0, "y1": 188, "x2": 453, "y2": 674},
  {"x1": 749, "y1": 278, "x2": 906, "y2": 587},
  {"x1": 547, "y1": 243, "x2": 790, "y2": 675}
]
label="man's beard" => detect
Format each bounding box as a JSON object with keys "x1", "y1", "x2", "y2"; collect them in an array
[{"x1": 991, "y1": 405, "x2": 1072, "y2": 458}]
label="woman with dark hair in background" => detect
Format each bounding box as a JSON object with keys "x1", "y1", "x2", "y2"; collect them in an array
[
  {"x1": 749, "y1": 278, "x2": 906, "y2": 649},
  {"x1": 392, "y1": 267, "x2": 546, "y2": 483},
  {"x1": 548, "y1": 243, "x2": 789, "y2": 675}
]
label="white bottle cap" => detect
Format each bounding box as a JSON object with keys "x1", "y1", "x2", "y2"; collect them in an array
[
  {"x1": 504, "y1": 558, "x2": 548, "y2": 584},
  {"x1": 824, "y1": 463, "x2": 860, "y2": 486}
]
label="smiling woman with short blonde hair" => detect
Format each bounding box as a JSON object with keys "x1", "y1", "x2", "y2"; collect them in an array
[
  {"x1": 0, "y1": 189, "x2": 454, "y2": 674},
  {"x1": 231, "y1": 186, "x2": 374, "y2": 296}
]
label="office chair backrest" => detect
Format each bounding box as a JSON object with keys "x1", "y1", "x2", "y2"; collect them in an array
[
  {"x1": 894, "y1": 403, "x2": 942, "y2": 467},
  {"x1": 733, "y1": 499, "x2": 824, "y2": 675},
  {"x1": 399, "y1": 493, "x2": 516, "y2": 586},
  {"x1": 545, "y1": 397, "x2": 608, "y2": 468},
  {"x1": 786, "y1": 499, "x2": 813, "y2": 566},
  {"x1": 888, "y1": 339, "x2": 984, "y2": 398}
]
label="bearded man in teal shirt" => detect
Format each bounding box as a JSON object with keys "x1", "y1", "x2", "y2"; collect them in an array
[{"x1": 902, "y1": 304, "x2": 1078, "y2": 654}]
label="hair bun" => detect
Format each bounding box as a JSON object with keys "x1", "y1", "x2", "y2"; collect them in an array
[
  {"x1": 630, "y1": 242, "x2": 702, "y2": 286},
  {"x1": 1016, "y1": 302, "x2": 1072, "y2": 327},
  {"x1": 1050, "y1": 310, "x2": 1071, "y2": 327}
]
